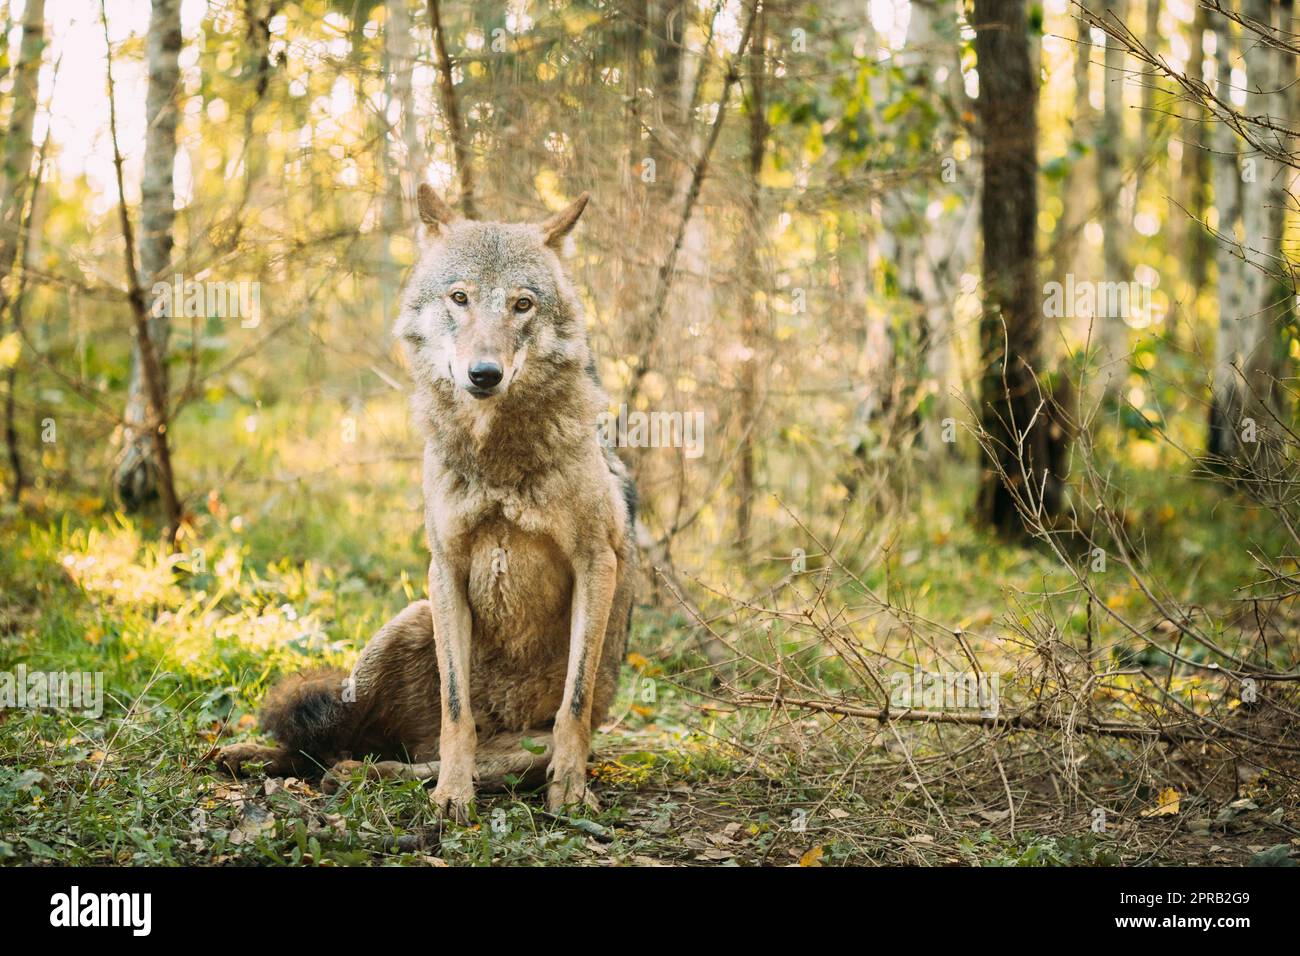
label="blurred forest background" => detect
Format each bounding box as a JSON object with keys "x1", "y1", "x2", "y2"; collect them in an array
[{"x1": 1, "y1": 0, "x2": 1299, "y2": 866}]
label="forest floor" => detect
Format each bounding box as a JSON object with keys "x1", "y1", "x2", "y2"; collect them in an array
[
  {"x1": 2, "y1": 406, "x2": 1299, "y2": 866},
  {"x1": 4, "y1": 502, "x2": 1297, "y2": 867}
]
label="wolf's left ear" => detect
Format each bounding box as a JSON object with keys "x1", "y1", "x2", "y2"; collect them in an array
[
  {"x1": 417, "y1": 183, "x2": 459, "y2": 236},
  {"x1": 538, "y1": 192, "x2": 590, "y2": 251}
]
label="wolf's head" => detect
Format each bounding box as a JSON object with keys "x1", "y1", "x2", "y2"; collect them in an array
[{"x1": 395, "y1": 185, "x2": 591, "y2": 403}]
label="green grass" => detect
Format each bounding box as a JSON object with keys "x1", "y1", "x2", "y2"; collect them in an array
[{"x1": 0, "y1": 398, "x2": 1295, "y2": 865}]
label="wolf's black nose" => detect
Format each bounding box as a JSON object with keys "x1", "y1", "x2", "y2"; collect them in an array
[{"x1": 468, "y1": 361, "x2": 503, "y2": 388}]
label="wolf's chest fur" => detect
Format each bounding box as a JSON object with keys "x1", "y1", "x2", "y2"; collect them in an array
[
  {"x1": 465, "y1": 511, "x2": 573, "y2": 653},
  {"x1": 436, "y1": 494, "x2": 577, "y2": 731}
]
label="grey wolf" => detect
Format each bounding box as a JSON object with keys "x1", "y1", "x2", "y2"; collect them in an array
[{"x1": 216, "y1": 186, "x2": 637, "y2": 816}]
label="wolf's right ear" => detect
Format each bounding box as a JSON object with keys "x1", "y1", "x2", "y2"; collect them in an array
[{"x1": 417, "y1": 184, "x2": 459, "y2": 238}]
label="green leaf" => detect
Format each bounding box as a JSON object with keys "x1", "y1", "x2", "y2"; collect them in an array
[{"x1": 1250, "y1": 844, "x2": 1297, "y2": 867}]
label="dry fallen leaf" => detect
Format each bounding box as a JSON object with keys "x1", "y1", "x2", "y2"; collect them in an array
[
  {"x1": 1141, "y1": 788, "x2": 1181, "y2": 817},
  {"x1": 799, "y1": 845, "x2": 825, "y2": 867}
]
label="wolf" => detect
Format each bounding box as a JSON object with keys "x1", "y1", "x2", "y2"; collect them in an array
[{"x1": 215, "y1": 185, "x2": 637, "y2": 816}]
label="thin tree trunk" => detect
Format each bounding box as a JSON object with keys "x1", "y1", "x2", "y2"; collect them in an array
[
  {"x1": 4, "y1": 74, "x2": 56, "y2": 506},
  {"x1": 1050, "y1": 0, "x2": 1093, "y2": 276},
  {"x1": 613, "y1": 0, "x2": 649, "y2": 414},
  {"x1": 240, "y1": 0, "x2": 280, "y2": 200},
  {"x1": 1209, "y1": 0, "x2": 1289, "y2": 464},
  {"x1": 1208, "y1": 9, "x2": 1246, "y2": 460},
  {"x1": 1097, "y1": 0, "x2": 1128, "y2": 397},
  {"x1": 878, "y1": 0, "x2": 933, "y2": 450},
  {"x1": 0, "y1": 0, "x2": 45, "y2": 500},
  {"x1": 903, "y1": 0, "x2": 974, "y2": 450},
  {"x1": 847, "y1": 6, "x2": 893, "y2": 463},
  {"x1": 0, "y1": 0, "x2": 44, "y2": 296},
  {"x1": 388, "y1": 0, "x2": 422, "y2": 213},
  {"x1": 1179, "y1": 0, "x2": 1210, "y2": 307},
  {"x1": 974, "y1": 0, "x2": 1060, "y2": 534},
  {"x1": 623, "y1": 0, "x2": 760, "y2": 410},
  {"x1": 104, "y1": 0, "x2": 182, "y2": 542},
  {"x1": 1268, "y1": 0, "x2": 1296, "y2": 340},
  {"x1": 654, "y1": 0, "x2": 717, "y2": 543},
  {"x1": 1238, "y1": 0, "x2": 1289, "y2": 425},
  {"x1": 426, "y1": 0, "x2": 475, "y2": 217},
  {"x1": 1133, "y1": 0, "x2": 1161, "y2": 199},
  {"x1": 654, "y1": 0, "x2": 686, "y2": 128},
  {"x1": 734, "y1": 1, "x2": 766, "y2": 559}
]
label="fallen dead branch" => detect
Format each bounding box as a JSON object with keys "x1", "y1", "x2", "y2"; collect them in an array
[{"x1": 729, "y1": 693, "x2": 1211, "y2": 743}]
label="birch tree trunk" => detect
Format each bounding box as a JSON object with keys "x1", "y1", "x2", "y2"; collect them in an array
[
  {"x1": 913, "y1": 0, "x2": 978, "y2": 449},
  {"x1": 113, "y1": 0, "x2": 182, "y2": 511},
  {"x1": 1208, "y1": 10, "x2": 1246, "y2": 460},
  {"x1": 0, "y1": 0, "x2": 45, "y2": 316},
  {"x1": 1269, "y1": 0, "x2": 1296, "y2": 338},
  {"x1": 874, "y1": 0, "x2": 973, "y2": 454},
  {"x1": 1237, "y1": 0, "x2": 1289, "y2": 434},
  {"x1": 1209, "y1": 0, "x2": 1288, "y2": 463},
  {"x1": 0, "y1": 0, "x2": 45, "y2": 499}
]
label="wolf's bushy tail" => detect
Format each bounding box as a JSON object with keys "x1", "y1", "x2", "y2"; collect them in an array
[{"x1": 259, "y1": 667, "x2": 353, "y2": 765}]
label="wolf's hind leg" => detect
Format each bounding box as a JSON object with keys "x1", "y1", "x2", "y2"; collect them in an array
[
  {"x1": 321, "y1": 758, "x2": 438, "y2": 793},
  {"x1": 475, "y1": 731, "x2": 553, "y2": 789},
  {"x1": 319, "y1": 732, "x2": 554, "y2": 795}
]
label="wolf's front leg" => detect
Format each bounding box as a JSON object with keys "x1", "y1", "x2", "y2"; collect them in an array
[
  {"x1": 427, "y1": 552, "x2": 476, "y2": 822},
  {"x1": 550, "y1": 547, "x2": 618, "y2": 811}
]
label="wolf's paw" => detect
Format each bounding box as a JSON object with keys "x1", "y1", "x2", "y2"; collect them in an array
[
  {"x1": 545, "y1": 764, "x2": 598, "y2": 813},
  {"x1": 431, "y1": 779, "x2": 475, "y2": 824},
  {"x1": 211, "y1": 742, "x2": 280, "y2": 778},
  {"x1": 321, "y1": 759, "x2": 368, "y2": 794}
]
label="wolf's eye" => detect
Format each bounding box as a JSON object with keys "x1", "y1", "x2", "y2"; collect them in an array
[
  {"x1": 513, "y1": 296, "x2": 534, "y2": 314},
  {"x1": 450, "y1": 290, "x2": 469, "y2": 306}
]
